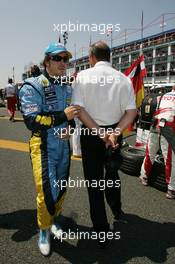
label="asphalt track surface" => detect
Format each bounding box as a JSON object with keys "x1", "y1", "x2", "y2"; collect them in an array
[{"x1": 0, "y1": 108, "x2": 175, "y2": 264}]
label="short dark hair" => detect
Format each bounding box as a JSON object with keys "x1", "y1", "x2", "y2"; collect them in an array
[
  {"x1": 89, "y1": 41, "x2": 110, "y2": 62},
  {"x1": 8, "y1": 78, "x2": 13, "y2": 84},
  {"x1": 30, "y1": 65, "x2": 41, "y2": 77},
  {"x1": 43, "y1": 55, "x2": 51, "y2": 69}
]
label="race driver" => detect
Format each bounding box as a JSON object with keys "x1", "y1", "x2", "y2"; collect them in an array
[
  {"x1": 140, "y1": 85, "x2": 175, "y2": 199},
  {"x1": 19, "y1": 43, "x2": 81, "y2": 256}
]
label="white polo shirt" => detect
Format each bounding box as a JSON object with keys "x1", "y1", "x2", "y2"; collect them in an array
[
  {"x1": 4, "y1": 84, "x2": 16, "y2": 98},
  {"x1": 72, "y1": 61, "x2": 136, "y2": 126}
]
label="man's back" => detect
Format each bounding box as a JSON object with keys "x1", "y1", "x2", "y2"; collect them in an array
[{"x1": 74, "y1": 61, "x2": 135, "y2": 125}]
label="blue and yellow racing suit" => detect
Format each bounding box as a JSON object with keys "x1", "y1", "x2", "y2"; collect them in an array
[{"x1": 19, "y1": 72, "x2": 74, "y2": 229}]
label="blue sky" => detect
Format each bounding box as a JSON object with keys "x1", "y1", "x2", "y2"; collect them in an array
[{"x1": 0, "y1": 0, "x2": 175, "y2": 86}]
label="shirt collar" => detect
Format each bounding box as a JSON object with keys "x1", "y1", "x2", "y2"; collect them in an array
[{"x1": 94, "y1": 61, "x2": 111, "y2": 67}]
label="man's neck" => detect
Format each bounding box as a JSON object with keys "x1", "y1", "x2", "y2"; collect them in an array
[
  {"x1": 44, "y1": 69, "x2": 65, "y2": 85},
  {"x1": 46, "y1": 69, "x2": 60, "y2": 78}
]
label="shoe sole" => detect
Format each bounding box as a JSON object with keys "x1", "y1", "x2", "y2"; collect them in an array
[
  {"x1": 38, "y1": 242, "x2": 51, "y2": 256},
  {"x1": 166, "y1": 194, "x2": 175, "y2": 199}
]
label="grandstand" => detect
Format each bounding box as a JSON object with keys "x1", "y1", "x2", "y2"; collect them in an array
[{"x1": 67, "y1": 28, "x2": 175, "y2": 85}]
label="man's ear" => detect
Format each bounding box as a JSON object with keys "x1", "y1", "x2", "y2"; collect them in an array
[
  {"x1": 45, "y1": 60, "x2": 51, "y2": 68},
  {"x1": 90, "y1": 54, "x2": 97, "y2": 66}
]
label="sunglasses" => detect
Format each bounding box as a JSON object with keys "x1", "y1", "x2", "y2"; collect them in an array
[{"x1": 50, "y1": 55, "x2": 69, "y2": 63}]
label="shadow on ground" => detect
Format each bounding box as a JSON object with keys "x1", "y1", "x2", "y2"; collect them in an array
[
  {"x1": 13, "y1": 119, "x2": 24, "y2": 123},
  {"x1": 1, "y1": 210, "x2": 175, "y2": 263},
  {"x1": 0, "y1": 209, "x2": 38, "y2": 241}
]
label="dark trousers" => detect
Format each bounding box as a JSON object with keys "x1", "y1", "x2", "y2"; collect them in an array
[{"x1": 80, "y1": 128, "x2": 122, "y2": 232}]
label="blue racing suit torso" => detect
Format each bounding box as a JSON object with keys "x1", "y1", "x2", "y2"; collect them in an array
[{"x1": 20, "y1": 73, "x2": 72, "y2": 139}]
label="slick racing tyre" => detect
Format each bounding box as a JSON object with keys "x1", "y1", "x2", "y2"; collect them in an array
[
  {"x1": 150, "y1": 155, "x2": 166, "y2": 191},
  {"x1": 119, "y1": 146, "x2": 145, "y2": 176}
]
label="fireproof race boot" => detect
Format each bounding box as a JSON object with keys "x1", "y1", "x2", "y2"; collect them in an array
[
  {"x1": 38, "y1": 229, "x2": 50, "y2": 256},
  {"x1": 139, "y1": 175, "x2": 148, "y2": 186},
  {"x1": 166, "y1": 189, "x2": 175, "y2": 199},
  {"x1": 50, "y1": 223, "x2": 63, "y2": 240}
]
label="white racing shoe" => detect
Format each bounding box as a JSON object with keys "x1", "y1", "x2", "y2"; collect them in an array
[
  {"x1": 50, "y1": 223, "x2": 64, "y2": 240},
  {"x1": 38, "y1": 229, "x2": 50, "y2": 256},
  {"x1": 139, "y1": 175, "x2": 148, "y2": 186}
]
